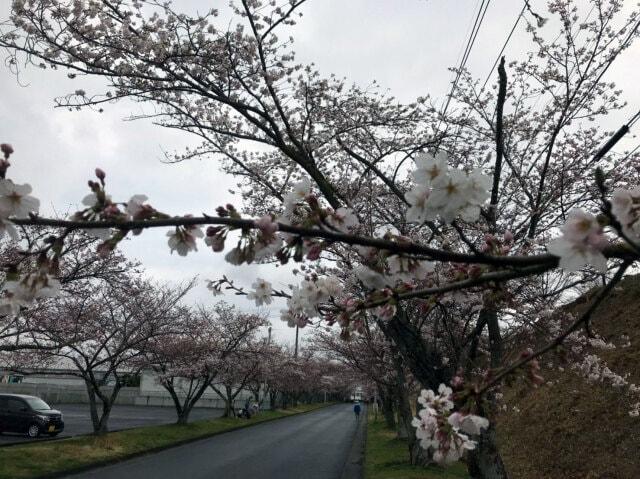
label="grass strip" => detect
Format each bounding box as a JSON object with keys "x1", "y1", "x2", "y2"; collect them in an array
[
  {"x1": 0, "y1": 402, "x2": 330, "y2": 479},
  {"x1": 365, "y1": 414, "x2": 469, "y2": 479}
]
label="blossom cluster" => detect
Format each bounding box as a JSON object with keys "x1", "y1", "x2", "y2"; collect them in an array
[
  {"x1": 280, "y1": 276, "x2": 342, "y2": 328},
  {"x1": 405, "y1": 151, "x2": 491, "y2": 224},
  {"x1": 572, "y1": 353, "x2": 628, "y2": 389},
  {"x1": 0, "y1": 144, "x2": 60, "y2": 316},
  {"x1": 411, "y1": 384, "x2": 489, "y2": 465},
  {"x1": 611, "y1": 187, "x2": 640, "y2": 242}
]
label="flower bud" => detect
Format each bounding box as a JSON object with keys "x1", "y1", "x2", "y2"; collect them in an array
[
  {"x1": 95, "y1": 168, "x2": 106, "y2": 182},
  {"x1": 0, "y1": 143, "x2": 14, "y2": 159},
  {"x1": 215, "y1": 206, "x2": 228, "y2": 217},
  {"x1": 306, "y1": 244, "x2": 322, "y2": 261},
  {"x1": 206, "y1": 226, "x2": 222, "y2": 237}
]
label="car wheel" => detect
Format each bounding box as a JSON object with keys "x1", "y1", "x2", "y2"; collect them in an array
[{"x1": 27, "y1": 424, "x2": 40, "y2": 438}]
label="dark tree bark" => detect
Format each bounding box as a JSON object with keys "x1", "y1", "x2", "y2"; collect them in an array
[{"x1": 378, "y1": 384, "x2": 396, "y2": 430}]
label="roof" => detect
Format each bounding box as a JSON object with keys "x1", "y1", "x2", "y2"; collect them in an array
[{"x1": 0, "y1": 393, "x2": 39, "y2": 400}]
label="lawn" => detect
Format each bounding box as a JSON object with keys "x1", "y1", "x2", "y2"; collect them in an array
[
  {"x1": 365, "y1": 414, "x2": 469, "y2": 479},
  {"x1": 0, "y1": 403, "x2": 329, "y2": 479}
]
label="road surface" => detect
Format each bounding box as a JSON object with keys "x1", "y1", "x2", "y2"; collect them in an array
[
  {"x1": 0, "y1": 404, "x2": 222, "y2": 445},
  {"x1": 67, "y1": 403, "x2": 361, "y2": 479}
]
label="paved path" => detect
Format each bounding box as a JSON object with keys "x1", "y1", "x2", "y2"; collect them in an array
[
  {"x1": 66, "y1": 404, "x2": 361, "y2": 479},
  {"x1": 0, "y1": 404, "x2": 222, "y2": 445}
]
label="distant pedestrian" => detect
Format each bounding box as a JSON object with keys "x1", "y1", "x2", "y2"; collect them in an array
[{"x1": 353, "y1": 402, "x2": 361, "y2": 421}]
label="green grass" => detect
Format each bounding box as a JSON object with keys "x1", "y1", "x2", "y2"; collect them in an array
[
  {"x1": 0, "y1": 403, "x2": 329, "y2": 479},
  {"x1": 365, "y1": 414, "x2": 469, "y2": 479}
]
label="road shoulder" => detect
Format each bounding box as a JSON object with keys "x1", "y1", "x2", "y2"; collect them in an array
[{"x1": 340, "y1": 404, "x2": 367, "y2": 479}]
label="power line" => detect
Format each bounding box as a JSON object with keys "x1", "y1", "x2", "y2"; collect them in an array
[
  {"x1": 627, "y1": 108, "x2": 640, "y2": 129},
  {"x1": 439, "y1": 0, "x2": 491, "y2": 125},
  {"x1": 479, "y1": 2, "x2": 526, "y2": 93}
]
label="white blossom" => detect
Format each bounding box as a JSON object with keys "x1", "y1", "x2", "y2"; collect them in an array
[
  {"x1": 326, "y1": 207, "x2": 359, "y2": 232},
  {"x1": 547, "y1": 209, "x2": 608, "y2": 272},
  {"x1": 224, "y1": 247, "x2": 243, "y2": 265},
  {"x1": 283, "y1": 178, "x2": 311, "y2": 216},
  {"x1": 406, "y1": 155, "x2": 491, "y2": 224},
  {"x1": 611, "y1": 187, "x2": 640, "y2": 240},
  {"x1": 247, "y1": 278, "x2": 273, "y2": 306},
  {"x1": 167, "y1": 226, "x2": 203, "y2": 256},
  {"x1": 316, "y1": 276, "x2": 343, "y2": 298},
  {"x1": 0, "y1": 274, "x2": 61, "y2": 316},
  {"x1": 405, "y1": 185, "x2": 431, "y2": 224},
  {"x1": 354, "y1": 265, "x2": 389, "y2": 290},
  {"x1": 387, "y1": 255, "x2": 434, "y2": 282},
  {"x1": 426, "y1": 169, "x2": 471, "y2": 223},
  {"x1": 412, "y1": 151, "x2": 448, "y2": 186},
  {"x1": 412, "y1": 383, "x2": 481, "y2": 465},
  {"x1": 126, "y1": 194, "x2": 149, "y2": 218},
  {"x1": 448, "y1": 412, "x2": 490, "y2": 436},
  {"x1": 0, "y1": 179, "x2": 40, "y2": 218},
  {"x1": 0, "y1": 219, "x2": 19, "y2": 241}
]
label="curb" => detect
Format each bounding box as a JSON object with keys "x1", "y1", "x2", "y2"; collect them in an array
[
  {"x1": 340, "y1": 404, "x2": 367, "y2": 479},
  {"x1": 20, "y1": 403, "x2": 336, "y2": 479}
]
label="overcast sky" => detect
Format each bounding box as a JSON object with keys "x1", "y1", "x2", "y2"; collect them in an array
[{"x1": 1, "y1": 0, "x2": 638, "y2": 347}]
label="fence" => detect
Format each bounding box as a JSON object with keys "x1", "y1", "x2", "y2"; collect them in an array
[{"x1": 0, "y1": 382, "x2": 265, "y2": 409}]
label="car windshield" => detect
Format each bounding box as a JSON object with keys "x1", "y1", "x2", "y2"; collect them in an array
[{"x1": 24, "y1": 397, "x2": 51, "y2": 411}]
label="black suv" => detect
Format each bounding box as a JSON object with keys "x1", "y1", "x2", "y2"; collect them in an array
[{"x1": 0, "y1": 394, "x2": 64, "y2": 438}]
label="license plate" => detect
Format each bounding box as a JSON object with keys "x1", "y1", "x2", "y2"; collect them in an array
[{"x1": 48, "y1": 425, "x2": 55, "y2": 432}]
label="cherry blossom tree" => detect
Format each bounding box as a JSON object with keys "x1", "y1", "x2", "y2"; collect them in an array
[
  {"x1": 145, "y1": 302, "x2": 267, "y2": 424},
  {"x1": 0, "y1": 1, "x2": 639, "y2": 476},
  {"x1": 21, "y1": 278, "x2": 193, "y2": 434}
]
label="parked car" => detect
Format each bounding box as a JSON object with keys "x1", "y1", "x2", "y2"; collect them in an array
[{"x1": 0, "y1": 394, "x2": 64, "y2": 438}]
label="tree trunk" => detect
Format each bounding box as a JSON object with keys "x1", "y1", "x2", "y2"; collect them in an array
[
  {"x1": 96, "y1": 401, "x2": 112, "y2": 435},
  {"x1": 379, "y1": 307, "x2": 508, "y2": 478},
  {"x1": 466, "y1": 308, "x2": 508, "y2": 478},
  {"x1": 393, "y1": 353, "x2": 431, "y2": 466},
  {"x1": 379, "y1": 385, "x2": 396, "y2": 430},
  {"x1": 467, "y1": 423, "x2": 509, "y2": 479},
  {"x1": 176, "y1": 409, "x2": 191, "y2": 425},
  {"x1": 85, "y1": 380, "x2": 100, "y2": 432}
]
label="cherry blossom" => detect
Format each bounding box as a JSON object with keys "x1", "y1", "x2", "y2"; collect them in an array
[
  {"x1": 326, "y1": 207, "x2": 359, "y2": 233},
  {"x1": 0, "y1": 179, "x2": 40, "y2": 218},
  {"x1": 254, "y1": 215, "x2": 279, "y2": 235},
  {"x1": 125, "y1": 194, "x2": 150, "y2": 218},
  {"x1": 0, "y1": 273, "x2": 61, "y2": 316},
  {"x1": 354, "y1": 265, "x2": 389, "y2": 290},
  {"x1": 611, "y1": 187, "x2": 640, "y2": 241},
  {"x1": 405, "y1": 185, "x2": 431, "y2": 224},
  {"x1": 412, "y1": 151, "x2": 449, "y2": 186},
  {"x1": 167, "y1": 224, "x2": 204, "y2": 256},
  {"x1": 0, "y1": 218, "x2": 19, "y2": 241},
  {"x1": 405, "y1": 154, "x2": 491, "y2": 224},
  {"x1": 247, "y1": 278, "x2": 273, "y2": 306},
  {"x1": 412, "y1": 383, "x2": 481, "y2": 465},
  {"x1": 547, "y1": 209, "x2": 608, "y2": 272},
  {"x1": 283, "y1": 178, "x2": 312, "y2": 217}
]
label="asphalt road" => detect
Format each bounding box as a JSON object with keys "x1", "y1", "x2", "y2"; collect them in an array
[
  {"x1": 0, "y1": 404, "x2": 223, "y2": 445},
  {"x1": 66, "y1": 403, "x2": 360, "y2": 479}
]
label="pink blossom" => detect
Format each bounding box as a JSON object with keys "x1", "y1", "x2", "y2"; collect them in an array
[{"x1": 254, "y1": 215, "x2": 279, "y2": 235}]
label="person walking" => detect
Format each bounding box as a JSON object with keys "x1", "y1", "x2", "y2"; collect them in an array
[{"x1": 353, "y1": 402, "x2": 362, "y2": 421}]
